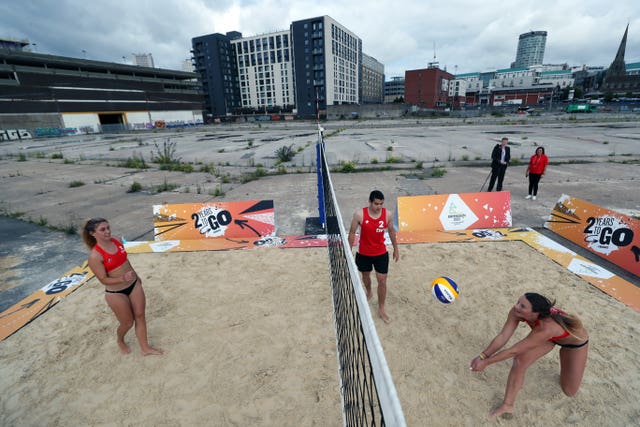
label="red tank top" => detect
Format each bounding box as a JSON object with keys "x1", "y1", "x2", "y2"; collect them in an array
[
  {"x1": 358, "y1": 207, "x2": 388, "y2": 256},
  {"x1": 93, "y1": 238, "x2": 128, "y2": 272}
]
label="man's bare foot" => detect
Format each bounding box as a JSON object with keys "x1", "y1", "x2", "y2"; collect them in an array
[
  {"x1": 489, "y1": 402, "x2": 514, "y2": 420},
  {"x1": 378, "y1": 309, "x2": 390, "y2": 323},
  {"x1": 142, "y1": 346, "x2": 164, "y2": 356},
  {"x1": 118, "y1": 341, "x2": 131, "y2": 355}
]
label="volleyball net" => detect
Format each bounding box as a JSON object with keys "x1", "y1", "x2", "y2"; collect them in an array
[{"x1": 317, "y1": 127, "x2": 406, "y2": 427}]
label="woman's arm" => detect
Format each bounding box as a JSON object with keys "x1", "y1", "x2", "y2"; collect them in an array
[
  {"x1": 87, "y1": 251, "x2": 135, "y2": 287},
  {"x1": 476, "y1": 327, "x2": 550, "y2": 370},
  {"x1": 470, "y1": 307, "x2": 519, "y2": 370}
]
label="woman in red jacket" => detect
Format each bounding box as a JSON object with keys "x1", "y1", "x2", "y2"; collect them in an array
[{"x1": 525, "y1": 147, "x2": 549, "y2": 200}]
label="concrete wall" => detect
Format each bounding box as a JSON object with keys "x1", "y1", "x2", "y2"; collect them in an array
[
  {"x1": 326, "y1": 103, "x2": 407, "y2": 120},
  {"x1": 0, "y1": 113, "x2": 63, "y2": 131}
]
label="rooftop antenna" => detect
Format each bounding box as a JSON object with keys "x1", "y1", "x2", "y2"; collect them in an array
[{"x1": 428, "y1": 41, "x2": 439, "y2": 69}]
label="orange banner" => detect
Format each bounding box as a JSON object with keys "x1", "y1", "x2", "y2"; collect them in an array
[
  {"x1": 545, "y1": 195, "x2": 640, "y2": 276},
  {"x1": 153, "y1": 201, "x2": 276, "y2": 240},
  {"x1": 0, "y1": 262, "x2": 94, "y2": 341},
  {"x1": 398, "y1": 192, "x2": 511, "y2": 231}
]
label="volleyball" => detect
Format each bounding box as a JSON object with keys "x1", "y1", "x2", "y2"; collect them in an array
[{"x1": 431, "y1": 276, "x2": 459, "y2": 304}]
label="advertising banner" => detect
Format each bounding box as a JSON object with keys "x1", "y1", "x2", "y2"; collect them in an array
[
  {"x1": 0, "y1": 263, "x2": 94, "y2": 341},
  {"x1": 397, "y1": 192, "x2": 511, "y2": 231},
  {"x1": 545, "y1": 195, "x2": 640, "y2": 276},
  {"x1": 153, "y1": 200, "x2": 276, "y2": 241}
]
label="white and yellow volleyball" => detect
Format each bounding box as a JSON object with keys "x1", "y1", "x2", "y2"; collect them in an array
[{"x1": 431, "y1": 276, "x2": 459, "y2": 304}]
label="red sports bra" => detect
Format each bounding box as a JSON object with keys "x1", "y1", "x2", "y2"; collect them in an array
[
  {"x1": 523, "y1": 307, "x2": 571, "y2": 342},
  {"x1": 93, "y1": 238, "x2": 128, "y2": 272}
]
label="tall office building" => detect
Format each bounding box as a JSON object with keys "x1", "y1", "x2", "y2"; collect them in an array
[
  {"x1": 181, "y1": 58, "x2": 194, "y2": 72},
  {"x1": 361, "y1": 53, "x2": 384, "y2": 104},
  {"x1": 132, "y1": 53, "x2": 155, "y2": 68},
  {"x1": 512, "y1": 31, "x2": 547, "y2": 68},
  {"x1": 384, "y1": 77, "x2": 405, "y2": 103}
]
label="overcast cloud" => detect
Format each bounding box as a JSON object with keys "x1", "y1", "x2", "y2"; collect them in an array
[{"x1": 1, "y1": 0, "x2": 638, "y2": 78}]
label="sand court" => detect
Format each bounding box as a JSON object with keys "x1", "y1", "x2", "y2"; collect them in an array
[
  {"x1": 374, "y1": 241, "x2": 640, "y2": 426},
  {"x1": 1, "y1": 239, "x2": 639, "y2": 426},
  {"x1": 0, "y1": 248, "x2": 342, "y2": 426}
]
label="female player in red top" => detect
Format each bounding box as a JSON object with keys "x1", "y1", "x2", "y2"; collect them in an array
[
  {"x1": 470, "y1": 293, "x2": 589, "y2": 419},
  {"x1": 348, "y1": 190, "x2": 399, "y2": 323},
  {"x1": 82, "y1": 218, "x2": 163, "y2": 356}
]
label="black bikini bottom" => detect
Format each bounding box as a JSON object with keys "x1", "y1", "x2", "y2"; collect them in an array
[
  {"x1": 105, "y1": 279, "x2": 138, "y2": 296},
  {"x1": 556, "y1": 339, "x2": 589, "y2": 349}
]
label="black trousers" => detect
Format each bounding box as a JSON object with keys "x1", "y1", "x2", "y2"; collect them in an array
[
  {"x1": 528, "y1": 173, "x2": 542, "y2": 195},
  {"x1": 488, "y1": 164, "x2": 508, "y2": 191}
]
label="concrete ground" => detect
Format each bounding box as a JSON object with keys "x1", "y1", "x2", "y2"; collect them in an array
[{"x1": 1, "y1": 115, "x2": 639, "y2": 312}]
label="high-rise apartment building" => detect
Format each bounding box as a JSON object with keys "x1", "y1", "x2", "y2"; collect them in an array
[
  {"x1": 231, "y1": 30, "x2": 295, "y2": 111},
  {"x1": 192, "y1": 16, "x2": 363, "y2": 119},
  {"x1": 512, "y1": 31, "x2": 547, "y2": 68},
  {"x1": 131, "y1": 53, "x2": 155, "y2": 68},
  {"x1": 290, "y1": 16, "x2": 361, "y2": 117},
  {"x1": 192, "y1": 32, "x2": 243, "y2": 118},
  {"x1": 361, "y1": 53, "x2": 384, "y2": 104},
  {"x1": 181, "y1": 58, "x2": 194, "y2": 72}
]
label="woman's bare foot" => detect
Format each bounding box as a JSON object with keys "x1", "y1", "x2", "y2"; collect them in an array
[
  {"x1": 378, "y1": 309, "x2": 390, "y2": 323},
  {"x1": 489, "y1": 402, "x2": 514, "y2": 420},
  {"x1": 118, "y1": 341, "x2": 131, "y2": 355},
  {"x1": 142, "y1": 346, "x2": 164, "y2": 356}
]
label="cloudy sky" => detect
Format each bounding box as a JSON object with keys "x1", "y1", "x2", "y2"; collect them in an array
[{"x1": 1, "y1": 0, "x2": 638, "y2": 77}]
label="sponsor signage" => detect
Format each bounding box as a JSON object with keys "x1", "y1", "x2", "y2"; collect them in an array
[
  {"x1": 398, "y1": 192, "x2": 511, "y2": 231},
  {"x1": 153, "y1": 201, "x2": 276, "y2": 240},
  {"x1": 545, "y1": 195, "x2": 640, "y2": 276}
]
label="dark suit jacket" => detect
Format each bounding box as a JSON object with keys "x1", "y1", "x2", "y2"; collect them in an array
[{"x1": 491, "y1": 144, "x2": 511, "y2": 167}]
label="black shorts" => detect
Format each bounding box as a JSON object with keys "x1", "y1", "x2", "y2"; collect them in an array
[{"x1": 355, "y1": 252, "x2": 389, "y2": 274}]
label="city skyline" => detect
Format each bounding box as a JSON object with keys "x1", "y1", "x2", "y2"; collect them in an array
[{"x1": 0, "y1": 0, "x2": 638, "y2": 78}]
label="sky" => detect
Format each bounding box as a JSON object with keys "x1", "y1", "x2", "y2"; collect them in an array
[{"x1": 1, "y1": 0, "x2": 639, "y2": 78}]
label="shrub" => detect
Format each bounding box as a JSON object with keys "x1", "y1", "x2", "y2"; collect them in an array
[
  {"x1": 431, "y1": 167, "x2": 447, "y2": 177},
  {"x1": 275, "y1": 145, "x2": 296, "y2": 162},
  {"x1": 51, "y1": 153, "x2": 64, "y2": 159},
  {"x1": 69, "y1": 180, "x2": 85, "y2": 188},
  {"x1": 339, "y1": 161, "x2": 356, "y2": 172},
  {"x1": 128, "y1": 182, "x2": 143, "y2": 193},
  {"x1": 121, "y1": 155, "x2": 148, "y2": 169}
]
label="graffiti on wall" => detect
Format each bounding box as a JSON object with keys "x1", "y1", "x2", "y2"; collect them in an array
[
  {"x1": 33, "y1": 127, "x2": 78, "y2": 137},
  {"x1": 0, "y1": 129, "x2": 32, "y2": 141}
]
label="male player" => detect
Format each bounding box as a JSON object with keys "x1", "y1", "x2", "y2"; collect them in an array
[{"x1": 348, "y1": 190, "x2": 399, "y2": 323}]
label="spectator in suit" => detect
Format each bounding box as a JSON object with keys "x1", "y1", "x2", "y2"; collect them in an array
[{"x1": 487, "y1": 137, "x2": 511, "y2": 192}]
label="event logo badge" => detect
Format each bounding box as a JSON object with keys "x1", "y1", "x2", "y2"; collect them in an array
[
  {"x1": 439, "y1": 194, "x2": 478, "y2": 230},
  {"x1": 193, "y1": 206, "x2": 233, "y2": 238},
  {"x1": 583, "y1": 215, "x2": 634, "y2": 256}
]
